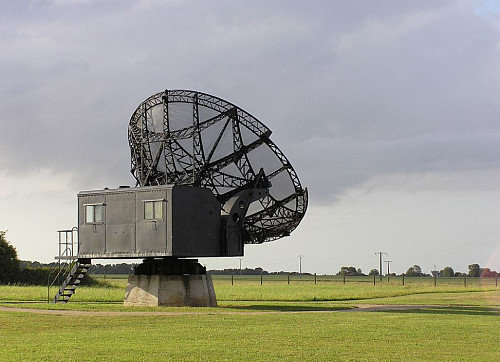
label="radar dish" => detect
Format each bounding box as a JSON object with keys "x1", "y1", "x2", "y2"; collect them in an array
[{"x1": 128, "y1": 89, "x2": 308, "y2": 244}]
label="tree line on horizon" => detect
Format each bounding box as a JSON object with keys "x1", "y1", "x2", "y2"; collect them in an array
[
  {"x1": 1, "y1": 231, "x2": 498, "y2": 285},
  {"x1": 337, "y1": 264, "x2": 498, "y2": 278}
]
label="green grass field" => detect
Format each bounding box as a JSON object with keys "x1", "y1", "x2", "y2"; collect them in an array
[{"x1": 0, "y1": 276, "x2": 498, "y2": 360}]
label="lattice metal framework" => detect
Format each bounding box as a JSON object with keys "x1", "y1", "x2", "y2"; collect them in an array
[{"x1": 128, "y1": 89, "x2": 308, "y2": 244}]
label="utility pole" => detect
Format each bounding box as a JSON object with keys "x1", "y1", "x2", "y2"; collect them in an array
[
  {"x1": 385, "y1": 260, "x2": 392, "y2": 275},
  {"x1": 298, "y1": 255, "x2": 303, "y2": 280},
  {"x1": 239, "y1": 258, "x2": 242, "y2": 275},
  {"x1": 385, "y1": 260, "x2": 392, "y2": 281},
  {"x1": 375, "y1": 252, "x2": 388, "y2": 281}
]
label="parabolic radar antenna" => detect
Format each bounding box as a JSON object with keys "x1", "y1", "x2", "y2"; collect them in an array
[
  {"x1": 52, "y1": 89, "x2": 307, "y2": 307},
  {"x1": 128, "y1": 89, "x2": 308, "y2": 244}
]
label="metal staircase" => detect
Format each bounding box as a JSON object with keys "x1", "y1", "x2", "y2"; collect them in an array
[
  {"x1": 48, "y1": 228, "x2": 92, "y2": 304},
  {"x1": 51, "y1": 259, "x2": 91, "y2": 303}
]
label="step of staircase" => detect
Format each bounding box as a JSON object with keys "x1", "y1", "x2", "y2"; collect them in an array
[{"x1": 51, "y1": 259, "x2": 92, "y2": 304}]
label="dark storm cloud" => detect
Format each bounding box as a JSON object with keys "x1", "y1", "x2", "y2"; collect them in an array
[{"x1": 0, "y1": 0, "x2": 499, "y2": 198}]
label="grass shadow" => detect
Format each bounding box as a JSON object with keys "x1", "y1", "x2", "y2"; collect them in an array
[
  {"x1": 219, "y1": 304, "x2": 352, "y2": 312},
  {"x1": 379, "y1": 306, "x2": 499, "y2": 317}
]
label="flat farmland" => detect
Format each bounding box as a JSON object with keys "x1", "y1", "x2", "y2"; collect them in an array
[{"x1": 0, "y1": 276, "x2": 498, "y2": 361}]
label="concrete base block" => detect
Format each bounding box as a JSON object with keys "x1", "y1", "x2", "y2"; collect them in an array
[{"x1": 124, "y1": 274, "x2": 217, "y2": 307}]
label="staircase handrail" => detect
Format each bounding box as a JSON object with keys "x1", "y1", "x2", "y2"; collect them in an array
[
  {"x1": 47, "y1": 228, "x2": 78, "y2": 303},
  {"x1": 47, "y1": 259, "x2": 77, "y2": 303}
]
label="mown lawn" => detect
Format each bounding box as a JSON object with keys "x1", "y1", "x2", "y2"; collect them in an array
[
  {"x1": 0, "y1": 277, "x2": 498, "y2": 361},
  {"x1": 0, "y1": 303, "x2": 498, "y2": 361}
]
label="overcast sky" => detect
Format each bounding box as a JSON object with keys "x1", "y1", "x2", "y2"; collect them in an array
[{"x1": 1, "y1": 0, "x2": 499, "y2": 275}]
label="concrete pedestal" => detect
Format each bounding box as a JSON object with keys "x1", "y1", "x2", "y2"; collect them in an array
[{"x1": 124, "y1": 274, "x2": 217, "y2": 307}]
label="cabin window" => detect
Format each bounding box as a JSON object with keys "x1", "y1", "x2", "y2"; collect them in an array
[
  {"x1": 144, "y1": 200, "x2": 163, "y2": 220},
  {"x1": 85, "y1": 204, "x2": 104, "y2": 223}
]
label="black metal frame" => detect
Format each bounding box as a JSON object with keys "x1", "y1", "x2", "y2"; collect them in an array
[{"x1": 128, "y1": 89, "x2": 308, "y2": 244}]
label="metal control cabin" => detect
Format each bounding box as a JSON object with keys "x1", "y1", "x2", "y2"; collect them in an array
[{"x1": 78, "y1": 185, "x2": 222, "y2": 258}]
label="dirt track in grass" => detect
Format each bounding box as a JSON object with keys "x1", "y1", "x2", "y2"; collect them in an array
[{"x1": 0, "y1": 304, "x2": 471, "y2": 316}]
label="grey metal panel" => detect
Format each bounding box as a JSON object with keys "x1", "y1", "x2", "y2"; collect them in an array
[
  {"x1": 78, "y1": 194, "x2": 106, "y2": 254},
  {"x1": 135, "y1": 188, "x2": 169, "y2": 254},
  {"x1": 171, "y1": 185, "x2": 220, "y2": 257},
  {"x1": 105, "y1": 192, "x2": 136, "y2": 253},
  {"x1": 106, "y1": 224, "x2": 135, "y2": 253}
]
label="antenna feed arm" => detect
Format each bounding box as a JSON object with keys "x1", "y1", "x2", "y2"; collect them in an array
[{"x1": 221, "y1": 187, "x2": 269, "y2": 256}]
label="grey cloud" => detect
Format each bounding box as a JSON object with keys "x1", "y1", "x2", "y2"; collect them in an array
[
  {"x1": 0, "y1": 0, "x2": 499, "y2": 197},
  {"x1": 300, "y1": 129, "x2": 500, "y2": 200}
]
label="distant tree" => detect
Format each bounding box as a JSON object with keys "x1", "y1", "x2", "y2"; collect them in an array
[
  {"x1": 440, "y1": 266, "x2": 454, "y2": 277},
  {"x1": 454, "y1": 271, "x2": 465, "y2": 277},
  {"x1": 468, "y1": 264, "x2": 482, "y2": 277},
  {"x1": 481, "y1": 268, "x2": 497, "y2": 278},
  {"x1": 339, "y1": 266, "x2": 353, "y2": 275},
  {"x1": 338, "y1": 266, "x2": 364, "y2": 276},
  {"x1": 208, "y1": 267, "x2": 272, "y2": 275},
  {"x1": 19, "y1": 260, "x2": 59, "y2": 269},
  {"x1": 88, "y1": 263, "x2": 137, "y2": 275},
  {"x1": 406, "y1": 265, "x2": 423, "y2": 277},
  {"x1": 369, "y1": 269, "x2": 379, "y2": 276},
  {"x1": 0, "y1": 231, "x2": 20, "y2": 284}
]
